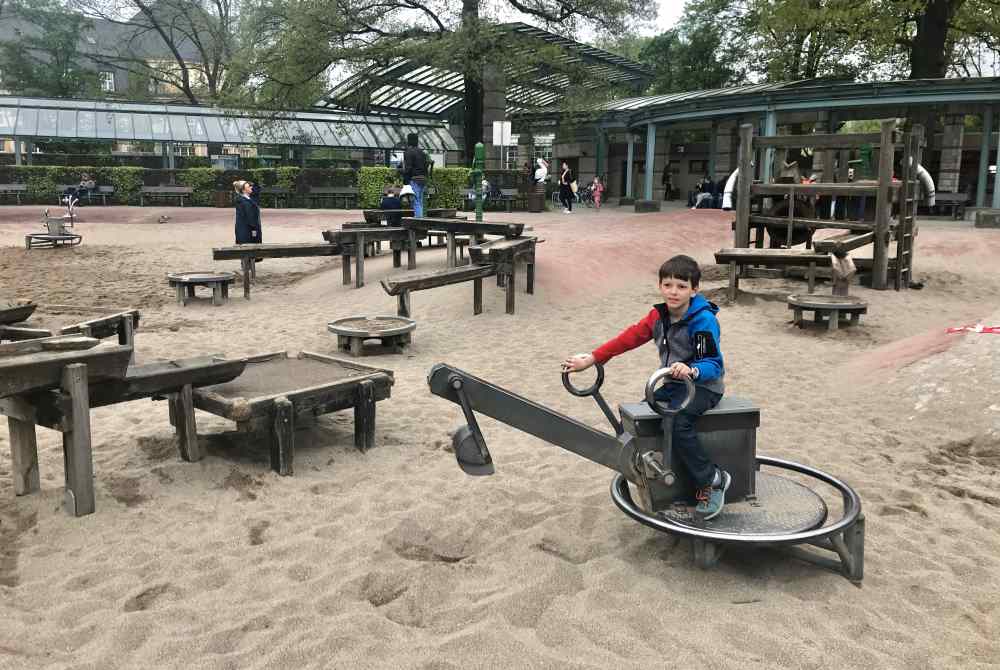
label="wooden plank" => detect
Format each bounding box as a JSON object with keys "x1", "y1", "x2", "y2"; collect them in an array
[
  {"x1": 272, "y1": 396, "x2": 294, "y2": 475},
  {"x1": 714, "y1": 248, "x2": 832, "y2": 266},
  {"x1": 59, "y1": 310, "x2": 140, "y2": 340},
  {"x1": 212, "y1": 242, "x2": 341, "y2": 260},
  {"x1": 0, "y1": 342, "x2": 131, "y2": 398},
  {"x1": 171, "y1": 384, "x2": 201, "y2": 461},
  {"x1": 0, "y1": 335, "x2": 98, "y2": 358},
  {"x1": 749, "y1": 216, "x2": 876, "y2": 232},
  {"x1": 752, "y1": 182, "x2": 899, "y2": 197},
  {"x1": 61, "y1": 364, "x2": 94, "y2": 517},
  {"x1": 813, "y1": 232, "x2": 874, "y2": 254},
  {"x1": 8, "y1": 416, "x2": 40, "y2": 495},
  {"x1": 353, "y1": 381, "x2": 375, "y2": 452},
  {"x1": 872, "y1": 120, "x2": 894, "y2": 290},
  {"x1": 381, "y1": 264, "x2": 498, "y2": 295},
  {"x1": 0, "y1": 325, "x2": 53, "y2": 342},
  {"x1": 735, "y1": 124, "x2": 753, "y2": 248},
  {"x1": 402, "y1": 218, "x2": 524, "y2": 238}
]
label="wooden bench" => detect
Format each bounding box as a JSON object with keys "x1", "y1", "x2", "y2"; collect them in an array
[
  {"x1": 324, "y1": 227, "x2": 419, "y2": 289},
  {"x1": 140, "y1": 186, "x2": 193, "y2": 206},
  {"x1": 933, "y1": 192, "x2": 969, "y2": 220},
  {"x1": 382, "y1": 264, "x2": 499, "y2": 317},
  {"x1": 212, "y1": 242, "x2": 342, "y2": 299},
  {"x1": 0, "y1": 184, "x2": 27, "y2": 204},
  {"x1": 56, "y1": 185, "x2": 114, "y2": 206},
  {"x1": 307, "y1": 186, "x2": 358, "y2": 209},
  {"x1": 812, "y1": 231, "x2": 874, "y2": 254},
  {"x1": 715, "y1": 248, "x2": 833, "y2": 300}
]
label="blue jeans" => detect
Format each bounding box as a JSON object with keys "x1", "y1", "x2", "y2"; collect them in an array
[
  {"x1": 653, "y1": 382, "x2": 722, "y2": 488},
  {"x1": 411, "y1": 179, "x2": 425, "y2": 218}
]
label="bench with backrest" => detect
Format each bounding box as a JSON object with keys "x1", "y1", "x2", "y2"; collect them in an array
[
  {"x1": 932, "y1": 192, "x2": 969, "y2": 220},
  {"x1": 0, "y1": 184, "x2": 27, "y2": 204},
  {"x1": 56, "y1": 185, "x2": 115, "y2": 206},
  {"x1": 140, "y1": 186, "x2": 193, "y2": 206},
  {"x1": 498, "y1": 188, "x2": 527, "y2": 212},
  {"x1": 307, "y1": 186, "x2": 358, "y2": 209}
]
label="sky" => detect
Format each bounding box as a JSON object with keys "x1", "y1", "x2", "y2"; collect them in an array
[{"x1": 652, "y1": 0, "x2": 687, "y2": 35}]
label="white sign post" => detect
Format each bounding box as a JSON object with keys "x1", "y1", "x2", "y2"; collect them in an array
[{"x1": 492, "y1": 120, "x2": 512, "y2": 167}]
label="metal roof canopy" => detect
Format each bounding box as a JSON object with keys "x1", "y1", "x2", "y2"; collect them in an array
[
  {"x1": 0, "y1": 96, "x2": 459, "y2": 152},
  {"x1": 320, "y1": 22, "x2": 652, "y2": 117}
]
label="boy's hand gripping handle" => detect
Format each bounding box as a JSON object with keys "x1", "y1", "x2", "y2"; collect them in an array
[{"x1": 561, "y1": 363, "x2": 624, "y2": 436}]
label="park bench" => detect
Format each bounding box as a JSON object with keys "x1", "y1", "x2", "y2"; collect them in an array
[
  {"x1": 260, "y1": 186, "x2": 292, "y2": 208},
  {"x1": 382, "y1": 264, "x2": 499, "y2": 317},
  {"x1": 56, "y1": 185, "x2": 114, "y2": 206},
  {"x1": 212, "y1": 242, "x2": 342, "y2": 299},
  {"x1": 932, "y1": 192, "x2": 969, "y2": 219},
  {"x1": 307, "y1": 186, "x2": 358, "y2": 209},
  {"x1": 0, "y1": 184, "x2": 27, "y2": 204},
  {"x1": 140, "y1": 185, "x2": 193, "y2": 206},
  {"x1": 715, "y1": 248, "x2": 832, "y2": 299}
]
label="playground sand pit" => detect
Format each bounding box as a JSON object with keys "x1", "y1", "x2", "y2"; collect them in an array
[{"x1": 1, "y1": 204, "x2": 1000, "y2": 668}]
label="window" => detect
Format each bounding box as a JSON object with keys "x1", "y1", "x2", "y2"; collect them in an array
[{"x1": 99, "y1": 71, "x2": 115, "y2": 93}]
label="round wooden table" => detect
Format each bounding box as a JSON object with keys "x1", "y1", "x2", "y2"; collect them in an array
[
  {"x1": 167, "y1": 271, "x2": 236, "y2": 307},
  {"x1": 328, "y1": 315, "x2": 416, "y2": 356},
  {"x1": 787, "y1": 294, "x2": 868, "y2": 331}
]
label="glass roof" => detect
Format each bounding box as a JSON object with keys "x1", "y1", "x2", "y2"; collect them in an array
[{"x1": 0, "y1": 96, "x2": 459, "y2": 151}]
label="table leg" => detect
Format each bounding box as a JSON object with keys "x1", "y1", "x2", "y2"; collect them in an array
[
  {"x1": 8, "y1": 416, "x2": 40, "y2": 495},
  {"x1": 176, "y1": 284, "x2": 186, "y2": 306},
  {"x1": 170, "y1": 384, "x2": 201, "y2": 461},
  {"x1": 119, "y1": 315, "x2": 136, "y2": 365},
  {"x1": 392, "y1": 249, "x2": 402, "y2": 268},
  {"x1": 241, "y1": 258, "x2": 251, "y2": 300},
  {"x1": 506, "y1": 267, "x2": 516, "y2": 315},
  {"x1": 473, "y1": 278, "x2": 483, "y2": 315},
  {"x1": 447, "y1": 232, "x2": 456, "y2": 268},
  {"x1": 61, "y1": 364, "x2": 94, "y2": 517},
  {"x1": 792, "y1": 307, "x2": 803, "y2": 327},
  {"x1": 850, "y1": 312, "x2": 860, "y2": 325},
  {"x1": 342, "y1": 254, "x2": 352, "y2": 285},
  {"x1": 354, "y1": 380, "x2": 375, "y2": 452},
  {"x1": 828, "y1": 308, "x2": 840, "y2": 331},
  {"x1": 222, "y1": 282, "x2": 230, "y2": 301},
  {"x1": 186, "y1": 285, "x2": 196, "y2": 298},
  {"x1": 272, "y1": 397, "x2": 294, "y2": 476},
  {"x1": 397, "y1": 292, "x2": 411, "y2": 318},
  {"x1": 350, "y1": 336, "x2": 363, "y2": 357},
  {"x1": 212, "y1": 282, "x2": 224, "y2": 306},
  {"x1": 728, "y1": 262, "x2": 739, "y2": 301},
  {"x1": 355, "y1": 233, "x2": 365, "y2": 288},
  {"x1": 807, "y1": 262, "x2": 817, "y2": 293},
  {"x1": 407, "y1": 230, "x2": 418, "y2": 270},
  {"x1": 526, "y1": 262, "x2": 535, "y2": 295}
]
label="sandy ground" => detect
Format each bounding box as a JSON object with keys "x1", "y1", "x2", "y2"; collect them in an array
[{"x1": 1, "y1": 202, "x2": 999, "y2": 669}]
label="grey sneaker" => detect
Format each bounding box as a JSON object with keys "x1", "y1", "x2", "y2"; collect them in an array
[{"x1": 695, "y1": 469, "x2": 731, "y2": 521}]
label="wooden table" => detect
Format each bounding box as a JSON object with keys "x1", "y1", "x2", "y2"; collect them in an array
[
  {"x1": 787, "y1": 294, "x2": 868, "y2": 331},
  {"x1": 402, "y1": 217, "x2": 525, "y2": 270},
  {"x1": 212, "y1": 242, "x2": 343, "y2": 299},
  {"x1": 167, "y1": 271, "x2": 237, "y2": 306},
  {"x1": 191, "y1": 351, "x2": 394, "y2": 475}
]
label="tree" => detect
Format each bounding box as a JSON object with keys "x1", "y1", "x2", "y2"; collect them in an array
[
  {"x1": 636, "y1": 26, "x2": 740, "y2": 94},
  {"x1": 69, "y1": 0, "x2": 238, "y2": 104},
  {"x1": 0, "y1": 0, "x2": 101, "y2": 97},
  {"x1": 233, "y1": 0, "x2": 657, "y2": 160}
]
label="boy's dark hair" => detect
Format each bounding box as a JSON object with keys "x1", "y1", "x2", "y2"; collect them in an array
[{"x1": 658, "y1": 254, "x2": 701, "y2": 287}]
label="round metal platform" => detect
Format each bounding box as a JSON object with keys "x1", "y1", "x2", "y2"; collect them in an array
[
  {"x1": 657, "y1": 472, "x2": 828, "y2": 535},
  {"x1": 786, "y1": 294, "x2": 867, "y2": 311},
  {"x1": 327, "y1": 315, "x2": 416, "y2": 338},
  {"x1": 167, "y1": 271, "x2": 236, "y2": 285},
  {"x1": 611, "y1": 456, "x2": 862, "y2": 546}
]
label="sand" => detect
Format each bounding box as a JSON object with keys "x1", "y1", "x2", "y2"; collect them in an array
[{"x1": 1, "y1": 203, "x2": 999, "y2": 669}]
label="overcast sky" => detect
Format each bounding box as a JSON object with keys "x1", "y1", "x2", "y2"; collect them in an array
[{"x1": 651, "y1": 0, "x2": 686, "y2": 34}]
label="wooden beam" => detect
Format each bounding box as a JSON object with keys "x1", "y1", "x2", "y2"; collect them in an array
[
  {"x1": 61, "y1": 364, "x2": 94, "y2": 517},
  {"x1": 872, "y1": 120, "x2": 894, "y2": 290},
  {"x1": 8, "y1": 416, "x2": 40, "y2": 495},
  {"x1": 735, "y1": 124, "x2": 753, "y2": 248}
]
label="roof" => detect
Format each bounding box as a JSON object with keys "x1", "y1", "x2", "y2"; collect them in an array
[
  {"x1": 320, "y1": 23, "x2": 652, "y2": 117},
  {"x1": 0, "y1": 96, "x2": 459, "y2": 151}
]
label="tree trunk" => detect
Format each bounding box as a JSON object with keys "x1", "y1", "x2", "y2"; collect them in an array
[
  {"x1": 461, "y1": 0, "x2": 484, "y2": 164},
  {"x1": 909, "y1": 0, "x2": 963, "y2": 79}
]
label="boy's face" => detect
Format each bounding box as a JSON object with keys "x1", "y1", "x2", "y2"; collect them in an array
[{"x1": 658, "y1": 275, "x2": 697, "y2": 311}]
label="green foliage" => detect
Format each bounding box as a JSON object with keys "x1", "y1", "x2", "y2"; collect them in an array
[
  {"x1": 176, "y1": 168, "x2": 219, "y2": 206},
  {"x1": 357, "y1": 167, "x2": 401, "y2": 209},
  {"x1": 275, "y1": 167, "x2": 301, "y2": 191},
  {"x1": 101, "y1": 168, "x2": 145, "y2": 204},
  {"x1": 427, "y1": 168, "x2": 471, "y2": 209}
]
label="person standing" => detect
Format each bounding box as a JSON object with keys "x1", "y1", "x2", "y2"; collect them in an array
[
  {"x1": 592, "y1": 175, "x2": 605, "y2": 210},
  {"x1": 559, "y1": 161, "x2": 574, "y2": 214},
  {"x1": 402, "y1": 133, "x2": 428, "y2": 218},
  {"x1": 233, "y1": 180, "x2": 261, "y2": 244}
]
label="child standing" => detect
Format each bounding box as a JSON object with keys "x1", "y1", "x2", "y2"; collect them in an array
[
  {"x1": 562, "y1": 255, "x2": 730, "y2": 520},
  {"x1": 591, "y1": 176, "x2": 604, "y2": 210}
]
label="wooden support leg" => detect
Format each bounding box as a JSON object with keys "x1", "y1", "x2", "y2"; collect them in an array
[
  {"x1": 186, "y1": 285, "x2": 196, "y2": 298},
  {"x1": 792, "y1": 307, "x2": 803, "y2": 327},
  {"x1": 212, "y1": 282, "x2": 224, "y2": 306},
  {"x1": 354, "y1": 380, "x2": 375, "y2": 452},
  {"x1": 814, "y1": 310, "x2": 823, "y2": 326},
  {"x1": 337, "y1": 334, "x2": 348, "y2": 352},
  {"x1": 506, "y1": 267, "x2": 516, "y2": 315},
  {"x1": 350, "y1": 336, "x2": 363, "y2": 357},
  {"x1": 828, "y1": 308, "x2": 840, "y2": 332},
  {"x1": 272, "y1": 396, "x2": 294, "y2": 476},
  {"x1": 342, "y1": 254, "x2": 352, "y2": 285},
  {"x1": 728, "y1": 262, "x2": 739, "y2": 301},
  {"x1": 446, "y1": 232, "x2": 456, "y2": 268},
  {"x1": 170, "y1": 384, "x2": 201, "y2": 462},
  {"x1": 61, "y1": 364, "x2": 94, "y2": 517},
  {"x1": 119, "y1": 314, "x2": 136, "y2": 365},
  {"x1": 397, "y1": 291, "x2": 411, "y2": 318},
  {"x1": 176, "y1": 284, "x2": 186, "y2": 306},
  {"x1": 850, "y1": 312, "x2": 860, "y2": 325},
  {"x1": 392, "y1": 249, "x2": 402, "y2": 268},
  {"x1": 407, "y1": 230, "x2": 418, "y2": 270},
  {"x1": 526, "y1": 262, "x2": 535, "y2": 295},
  {"x1": 807, "y1": 262, "x2": 817, "y2": 294},
  {"x1": 241, "y1": 258, "x2": 251, "y2": 300},
  {"x1": 474, "y1": 278, "x2": 483, "y2": 315},
  {"x1": 8, "y1": 417, "x2": 40, "y2": 495},
  {"x1": 222, "y1": 282, "x2": 230, "y2": 301},
  {"x1": 355, "y1": 233, "x2": 365, "y2": 288}
]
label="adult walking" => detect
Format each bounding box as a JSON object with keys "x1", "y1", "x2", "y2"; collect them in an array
[
  {"x1": 402, "y1": 132, "x2": 428, "y2": 218},
  {"x1": 558, "y1": 161, "x2": 575, "y2": 214},
  {"x1": 233, "y1": 180, "x2": 261, "y2": 244}
]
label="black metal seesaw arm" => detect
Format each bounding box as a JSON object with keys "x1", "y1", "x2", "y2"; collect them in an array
[{"x1": 426, "y1": 363, "x2": 694, "y2": 484}]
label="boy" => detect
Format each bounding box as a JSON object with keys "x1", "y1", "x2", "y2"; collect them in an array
[
  {"x1": 562, "y1": 255, "x2": 730, "y2": 520},
  {"x1": 380, "y1": 186, "x2": 403, "y2": 226}
]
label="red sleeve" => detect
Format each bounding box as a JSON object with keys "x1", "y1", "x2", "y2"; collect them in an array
[{"x1": 592, "y1": 308, "x2": 659, "y2": 364}]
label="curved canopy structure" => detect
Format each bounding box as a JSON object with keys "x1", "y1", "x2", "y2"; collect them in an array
[{"x1": 320, "y1": 23, "x2": 652, "y2": 117}]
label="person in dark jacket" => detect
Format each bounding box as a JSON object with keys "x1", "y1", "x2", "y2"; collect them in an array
[
  {"x1": 402, "y1": 133, "x2": 428, "y2": 218},
  {"x1": 380, "y1": 186, "x2": 403, "y2": 225},
  {"x1": 233, "y1": 180, "x2": 261, "y2": 244}
]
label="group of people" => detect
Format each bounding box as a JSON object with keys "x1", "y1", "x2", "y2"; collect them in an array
[
  {"x1": 526, "y1": 158, "x2": 605, "y2": 213},
  {"x1": 61, "y1": 173, "x2": 97, "y2": 207}
]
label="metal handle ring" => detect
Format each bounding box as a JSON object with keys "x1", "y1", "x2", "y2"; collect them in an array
[
  {"x1": 562, "y1": 362, "x2": 605, "y2": 397},
  {"x1": 645, "y1": 367, "x2": 696, "y2": 416}
]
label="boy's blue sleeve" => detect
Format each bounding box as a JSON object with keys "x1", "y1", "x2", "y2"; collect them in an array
[{"x1": 690, "y1": 313, "x2": 724, "y2": 382}]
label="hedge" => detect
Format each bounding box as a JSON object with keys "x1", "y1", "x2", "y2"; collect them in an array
[
  {"x1": 358, "y1": 167, "x2": 400, "y2": 209},
  {"x1": 428, "y1": 168, "x2": 472, "y2": 209}
]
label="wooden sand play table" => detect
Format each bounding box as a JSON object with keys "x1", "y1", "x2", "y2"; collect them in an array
[
  {"x1": 168, "y1": 271, "x2": 236, "y2": 306},
  {"x1": 787, "y1": 294, "x2": 868, "y2": 331},
  {"x1": 328, "y1": 316, "x2": 416, "y2": 356},
  {"x1": 191, "y1": 351, "x2": 394, "y2": 475}
]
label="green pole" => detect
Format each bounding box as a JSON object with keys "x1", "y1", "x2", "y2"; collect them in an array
[{"x1": 472, "y1": 142, "x2": 485, "y2": 223}]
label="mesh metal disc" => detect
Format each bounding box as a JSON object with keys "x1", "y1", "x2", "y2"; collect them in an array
[{"x1": 658, "y1": 472, "x2": 828, "y2": 535}]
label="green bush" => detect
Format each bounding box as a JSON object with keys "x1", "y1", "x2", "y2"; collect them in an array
[
  {"x1": 358, "y1": 167, "x2": 400, "y2": 208},
  {"x1": 99, "y1": 167, "x2": 145, "y2": 204},
  {"x1": 176, "y1": 168, "x2": 219, "y2": 206},
  {"x1": 428, "y1": 167, "x2": 472, "y2": 209}
]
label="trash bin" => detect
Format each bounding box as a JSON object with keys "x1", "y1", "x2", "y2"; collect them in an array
[{"x1": 527, "y1": 184, "x2": 545, "y2": 213}]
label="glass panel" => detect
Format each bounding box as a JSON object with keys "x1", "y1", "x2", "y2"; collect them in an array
[
  {"x1": 168, "y1": 115, "x2": 190, "y2": 141},
  {"x1": 299, "y1": 121, "x2": 325, "y2": 145},
  {"x1": 57, "y1": 110, "x2": 77, "y2": 137},
  {"x1": 235, "y1": 117, "x2": 254, "y2": 143},
  {"x1": 77, "y1": 111, "x2": 97, "y2": 138},
  {"x1": 132, "y1": 114, "x2": 153, "y2": 140},
  {"x1": 0, "y1": 107, "x2": 17, "y2": 134},
  {"x1": 314, "y1": 121, "x2": 339, "y2": 146},
  {"x1": 95, "y1": 110, "x2": 115, "y2": 138},
  {"x1": 220, "y1": 117, "x2": 241, "y2": 142},
  {"x1": 36, "y1": 109, "x2": 59, "y2": 136},
  {"x1": 149, "y1": 115, "x2": 171, "y2": 140},
  {"x1": 202, "y1": 116, "x2": 226, "y2": 142},
  {"x1": 186, "y1": 116, "x2": 208, "y2": 141},
  {"x1": 14, "y1": 108, "x2": 37, "y2": 135},
  {"x1": 115, "y1": 113, "x2": 134, "y2": 139}
]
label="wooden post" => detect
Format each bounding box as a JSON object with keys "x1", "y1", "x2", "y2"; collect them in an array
[
  {"x1": 872, "y1": 120, "x2": 894, "y2": 290},
  {"x1": 355, "y1": 232, "x2": 365, "y2": 288},
  {"x1": 61, "y1": 363, "x2": 94, "y2": 516},
  {"x1": 272, "y1": 396, "x2": 294, "y2": 476},
  {"x1": 118, "y1": 314, "x2": 136, "y2": 365},
  {"x1": 828, "y1": 308, "x2": 840, "y2": 332},
  {"x1": 354, "y1": 380, "x2": 375, "y2": 452},
  {"x1": 8, "y1": 417, "x2": 40, "y2": 495},
  {"x1": 397, "y1": 292, "x2": 411, "y2": 318},
  {"x1": 807, "y1": 261, "x2": 817, "y2": 293},
  {"x1": 473, "y1": 278, "x2": 483, "y2": 315},
  {"x1": 241, "y1": 257, "x2": 252, "y2": 299},
  {"x1": 505, "y1": 266, "x2": 516, "y2": 315},
  {"x1": 342, "y1": 253, "x2": 352, "y2": 285},
  {"x1": 735, "y1": 124, "x2": 754, "y2": 248},
  {"x1": 407, "y1": 230, "x2": 418, "y2": 270},
  {"x1": 212, "y1": 282, "x2": 224, "y2": 306},
  {"x1": 446, "y1": 232, "x2": 457, "y2": 268},
  {"x1": 728, "y1": 261, "x2": 739, "y2": 301},
  {"x1": 526, "y1": 262, "x2": 535, "y2": 295},
  {"x1": 175, "y1": 284, "x2": 186, "y2": 306},
  {"x1": 170, "y1": 384, "x2": 201, "y2": 462},
  {"x1": 392, "y1": 249, "x2": 402, "y2": 268},
  {"x1": 350, "y1": 337, "x2": 363, "y2": 356}
]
